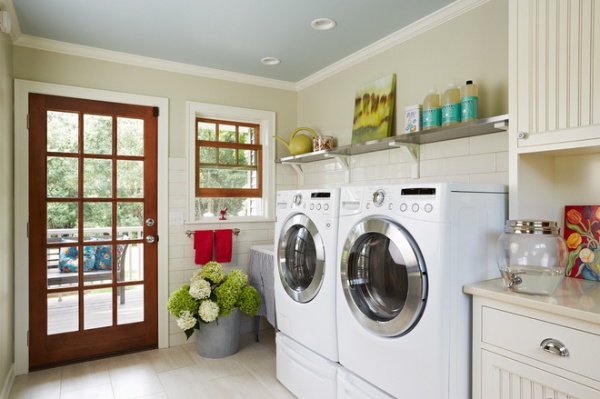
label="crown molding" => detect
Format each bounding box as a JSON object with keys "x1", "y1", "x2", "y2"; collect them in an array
[
  {"x1": 295, "y1": 0, "x2": 492, "y2": 91},
  {"x1": 14, "y1": 34, "x2": 298, "y2": 91},
  {"x1": 11, "y1": 0, "x2": 490, "y2": 93}
]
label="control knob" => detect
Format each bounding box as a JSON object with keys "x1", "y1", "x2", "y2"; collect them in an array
[
  {"x1": 372, "y1": 189, "x2": 385, "y2": 207},
  {"x1": 293, "y1": 193, "x2": 302, "y2": 206}
]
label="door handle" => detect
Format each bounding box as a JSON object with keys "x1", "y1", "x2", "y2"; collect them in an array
[{"x1": 146, "y1": 235, "x2": 157, "y2": 244}]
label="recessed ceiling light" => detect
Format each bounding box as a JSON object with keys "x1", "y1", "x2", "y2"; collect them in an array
[
  {"x1": 261, "y1": 57, "x2": 281, "y2": 66},
  {"x1": 311, "y1": 18, "x2": 337, "y2": 31}
]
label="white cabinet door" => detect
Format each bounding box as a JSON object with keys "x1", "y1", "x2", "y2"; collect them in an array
[
  {"x1": 508, "y1": 0, "x2": 600, "y2": 220},
  {"x1": 510, "y1": 0, "x2": 600, "y2": 149},
  {"x1": 481, "y1": 350, "x2": 600, "y2": 399}
]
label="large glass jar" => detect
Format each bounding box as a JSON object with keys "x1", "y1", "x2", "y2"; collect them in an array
[{"x1": 496, "y1": 220, "x2": 568, "y2": 295}]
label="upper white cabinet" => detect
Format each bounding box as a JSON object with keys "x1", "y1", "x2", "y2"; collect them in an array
[{"x1": 509, "y1": 0, "x2": 600, "y2": 221}]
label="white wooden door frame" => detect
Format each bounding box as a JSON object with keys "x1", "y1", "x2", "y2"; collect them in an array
[{"x1": 13, "y1": 79, "x2": 170, "y2": 375}]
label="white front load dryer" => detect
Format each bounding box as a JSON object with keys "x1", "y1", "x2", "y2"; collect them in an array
[
  {"x1": 336, "y1": 183, "x2": 507, "y2": 399},
  {"x1": 274, "y1": 189, "x2": 340, "y2": 398}
]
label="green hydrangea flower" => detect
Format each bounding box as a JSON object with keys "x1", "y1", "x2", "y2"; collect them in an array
[
  {"x1": 167, "y1": 262, "x2": 264, "y2": 340},
  {"x1": 226, "y1": 269, "x2": 248, "y2": 289},
  {"x1": 201, "y1": 261, "x2": 225, "y2": 284},
  {"x1": 214, "y1": 279, "x2": 241, "y2": 317},
  {"x1": 166, "y1": 285, "x2": 198, "y2": 317},
  {"x1": 237, "y1": 285, "x2": 261, "y2": 316}
]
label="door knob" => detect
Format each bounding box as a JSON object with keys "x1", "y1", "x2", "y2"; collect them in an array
[
  {"x1": 145, "y1": 218, "x2": 155, "y2": 227},
  {"x1": 146, "y1": 235, "x2": 156, "y2": 244}
]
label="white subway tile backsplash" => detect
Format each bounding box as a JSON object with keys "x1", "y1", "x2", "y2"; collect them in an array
[
  {"x1": 168, "y1": 257, "x2": 196, "y2": 271},
  {"x1": 168, "y1": 169, "x2": 187, "y2": 183},
  {"x1": 420, "y1": 138, "x2": 469, "y2": 160},
  {"x1": 354, "y1": 150, "x2": 390, "y2": 167},
  {"x1": 446, "y1": 153, "x2": 496, "y2": 175},
  {"x1": 169, "y1": 157, "x2": 187, "y2": 171},
  {"x1": 469, "y1": 131, "x2": 508, "y2": 154},
  {"x1": 496, "y1": 151, "x2": 509, "y2": 172},
  {"x1": 169, "y1": 182, "x2": 187, "y2": 197},
  {"x1": 351, "y1": 164, "x2": 391, "y2": 183},
  {"x1": 168, "y1": 245, "x2": 185, "y2": 259},
  {"x1": 388, "y1": 161, "x2": 413, "y2": 180},
  {"x1": 469, "y1": 172, "x2": 509, "y2": 185},
  {"x1": 168, "y1": 197, "x2": 187, "y2": 210},
  {"x1": 324, "y1": 170, "x2": 348, "y2": 186},
  {"x1": 420, "y1": 158, "x2": 448, "y2": 177},
  {"x1": 389, "y1": 147, "x2": 418, "y2": 164}
]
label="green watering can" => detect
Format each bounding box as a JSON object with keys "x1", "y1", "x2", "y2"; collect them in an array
[{"x1": 273, "y1": 127, "x2": 318, "y2": 156}]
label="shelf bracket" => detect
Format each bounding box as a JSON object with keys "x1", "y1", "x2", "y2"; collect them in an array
[
  {"x1": 324, "y1": 153, "x2": 350, "y2": 172},
  {"x1": 494, "y1": 121, "x2": 509, "y2": 131},
  {"x1": 284, "y1": 162, "x2": 305, "y2": 185},
  {"x1": 389, "y1": 142, "x2": 420, "y2": 179}
]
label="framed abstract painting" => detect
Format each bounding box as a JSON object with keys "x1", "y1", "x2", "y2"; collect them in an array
[
  {"x1": 563, "y1": 205, "x2": 600, "y2": 281},
  {"x1": 351, "y1": 74, "x2": 396, "y2": 144}
]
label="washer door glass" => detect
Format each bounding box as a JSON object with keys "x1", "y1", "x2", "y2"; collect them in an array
[
  {"x1": 277, "y1": 214, "x2": 325, "y2": 303},
  {"x1": 340, "y1": 217, "x2": 427, "y2": 337}
]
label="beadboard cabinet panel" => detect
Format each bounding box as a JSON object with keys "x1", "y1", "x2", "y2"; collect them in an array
[
  {"x1": 512, "y1": 0, "x2": 600, "y2": 143},
  {"x1": 481, "y1": 350, "x2": 598, "y2": 399},
  {"x1": 509, "y1": 0, "x2": 600, "y2": 221}
]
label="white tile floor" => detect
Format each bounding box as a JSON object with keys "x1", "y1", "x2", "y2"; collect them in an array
[{"x1": 9, "y1": 328, "x2": 297, "y2": 399}]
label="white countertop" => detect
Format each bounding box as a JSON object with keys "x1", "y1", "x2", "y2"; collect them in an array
[{"x1": 464, "y1": 278, "x2": 600, "y2": 325}]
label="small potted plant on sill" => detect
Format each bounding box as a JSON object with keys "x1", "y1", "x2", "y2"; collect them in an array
[{"x1": 167, "y1": 261, "x2": 261, "y2": 358}]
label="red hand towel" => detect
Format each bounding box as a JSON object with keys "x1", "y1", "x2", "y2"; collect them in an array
[
  {"x1": 194, "y1": 230, "x2": 213, "y2": 265},
  {"x1": 215, "y1": 229, "x2": 233, "y2": 263}
]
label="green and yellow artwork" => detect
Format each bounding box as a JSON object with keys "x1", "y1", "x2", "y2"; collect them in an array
[{"x1": 352, "y1": 74, "x2": 396, "y2": 144}]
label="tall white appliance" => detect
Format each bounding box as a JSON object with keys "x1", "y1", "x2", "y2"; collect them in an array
[
  {"x1": 336, "y1": 182, "x2": 507, "y2": 398},
  {"x1": 274, "y1": 189, "x2": 340, "y2": 398}
]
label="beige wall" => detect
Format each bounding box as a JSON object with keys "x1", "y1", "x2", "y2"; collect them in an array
[
  {"x1": 288, "y1": 0, "x2": 509, "y2": 189},
  {"x1": 13, "y1": 47, "x2": 298, "y2": 159},
  {"x1": 0, "y1": 29, "x2": 13, "y2": 396},
  {"x1": 297, "y1": 0, "x2": 508, "y2": 145}
]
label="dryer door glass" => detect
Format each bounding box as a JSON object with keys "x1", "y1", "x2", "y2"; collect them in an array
[
  {"x1": 341, "y1": 218, "x2": 427, "y2": 337},
  {"x1": 277, "y1": 214, "x2": 325, "y2": 303}
]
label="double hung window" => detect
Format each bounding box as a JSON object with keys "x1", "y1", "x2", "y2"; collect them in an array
[
  {"x1": 188, "y1": 102, "x2": 275, "y2": 222},
  {"x1": 195, "y1": 118, "x2": 262, "y2": 218}
]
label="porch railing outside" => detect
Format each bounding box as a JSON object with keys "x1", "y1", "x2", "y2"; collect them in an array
[{"x1": 46, "y1": 226, "x2": 144, "y2": 280}]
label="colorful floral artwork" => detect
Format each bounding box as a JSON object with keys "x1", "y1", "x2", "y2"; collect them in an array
[{"x1": 564, "y1": 205, "x2": 600, "y2": 281}]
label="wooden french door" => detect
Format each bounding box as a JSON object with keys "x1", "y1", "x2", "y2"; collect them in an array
[{"x1": 28, "y1": 94, "x2": 158, "y2": 369}]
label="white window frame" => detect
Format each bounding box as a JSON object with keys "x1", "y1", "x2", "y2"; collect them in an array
[{"x1": 187, "y1": 101, "x2": 275, "y2": 223}]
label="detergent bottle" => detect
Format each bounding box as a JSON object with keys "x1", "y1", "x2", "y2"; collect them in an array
[
  {"x1": 461, "y1": 80, "x2": 478, "y2": 122},
  {"x1": 441, "y1": 81, "x2": 461, "y2": 126},
  {"x1": 422, "y1": 88, "x2": 441, "y2": 130}
]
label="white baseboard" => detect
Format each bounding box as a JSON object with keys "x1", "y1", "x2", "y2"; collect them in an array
[{"x1": 0, "y1": 364, "x2": 15, "y2": 399}]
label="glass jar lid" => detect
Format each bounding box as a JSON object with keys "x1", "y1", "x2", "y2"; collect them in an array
[{"x1": 504, "y1": 219, "x2": 561, "y2": 235}]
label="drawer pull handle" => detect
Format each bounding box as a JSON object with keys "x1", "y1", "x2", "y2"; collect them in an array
[{"x1": 540, "y1": 338, "x2": 569, "y2": 357}]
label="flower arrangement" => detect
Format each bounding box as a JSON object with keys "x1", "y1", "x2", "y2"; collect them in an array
[
  {"x1": 564, "y1": 206, "x2": 600, "y2": 280},
  {"x1": 167, "y1": 261, "x2": 261, "y2": 338}
]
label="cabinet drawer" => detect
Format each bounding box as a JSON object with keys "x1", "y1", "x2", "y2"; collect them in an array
[{"x1": 482, "y1": 306, "x2": 600, "y2": 382}]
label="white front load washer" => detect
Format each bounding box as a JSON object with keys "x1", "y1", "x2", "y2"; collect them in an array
[
  {"x1": 336, "y1": 182, "x2": 506, "y2": 399},
  {"x1": 274, "y1": 189, "x2": 340, "y2": 398}
]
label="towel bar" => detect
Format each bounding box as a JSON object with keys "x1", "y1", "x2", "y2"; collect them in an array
[{"x1": 186, "y1": 228, "x2": 240, "y2": 238}]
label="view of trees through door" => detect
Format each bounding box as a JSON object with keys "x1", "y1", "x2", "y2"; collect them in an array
[{"x1": 28, "y1": 94, "x2": 159, "y2": 369}]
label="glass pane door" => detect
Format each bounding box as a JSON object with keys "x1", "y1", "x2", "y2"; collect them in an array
[{"x1": 29, "y1": 94, "x2": 158, "y2": 369}]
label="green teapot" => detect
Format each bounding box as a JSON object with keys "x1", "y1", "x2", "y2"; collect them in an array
[{"x1": 273, "y1": 127, "x2": 318, "y2": 156}]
